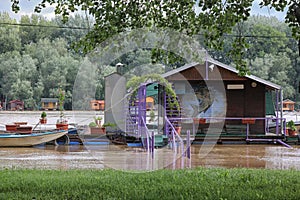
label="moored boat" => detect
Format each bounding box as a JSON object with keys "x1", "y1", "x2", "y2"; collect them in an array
[{"x1": 0, "y1": 130, "x2": 68, "y2": 147}]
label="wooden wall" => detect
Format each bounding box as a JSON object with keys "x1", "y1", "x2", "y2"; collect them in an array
[{"x1": 166, "y1": 63, "x2": 266, "y2": 134}]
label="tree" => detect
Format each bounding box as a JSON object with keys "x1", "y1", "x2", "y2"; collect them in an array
[
  {"x1": 250, "y1": 53, "x2": 295, "y2": 98},
  {"x1": 0, "y1": 12, "x2": 21, "y2": 53},
  {"x1": 10, "y1": 0, "x2": 300, "y2": 75},
  {"x1": 19, "y1": 14, "x2": 56, "y2": 46},
  {"x1": 0, "y1": 52, "x2": 37, "y2": 109},
  {"x1": 50, "y1": 14, "x2": 91, "y2": 51}
]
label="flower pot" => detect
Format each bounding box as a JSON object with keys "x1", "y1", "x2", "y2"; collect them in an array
[
  {"x1": 56, "y1": 123, "x2": 68, "y2": 130},
  {"x1": 16, "y1": 126, "x2": 32, "y2": 134},
  {"x1": 193, "y1": 118, "x2": 206, "y2": 124},
  {"x1": 14, "y1": 122, "x2": 27, "y2": 126},
  {"x1": 90, "y1": 127, "x2": 106, "y2": 134},
  {"x1": 288, "y1": 129, "x2": 297, "y2": 136},
  {"x1": 285, "y1": 129, "x2": 289, "y2": 136},
  {"x1": 175, "y1": 127, "x2": 182, "y2": 135},
  {"x1": 242, "y1": 118, "x2": 256, "y2": 124},
  {"x1": 6, "y1": 124, "x2": 17, "y2": 132},
  {"x1": 40, "y1": 118, "x2": 47, "y2": 124}
]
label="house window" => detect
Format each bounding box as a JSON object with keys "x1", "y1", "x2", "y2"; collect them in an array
[{"x1": 227, "y1": 84, "x2": 244, "y2": 90}]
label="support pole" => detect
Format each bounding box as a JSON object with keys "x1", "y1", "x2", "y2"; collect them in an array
[
  {"x1": 187, "y1": 130, "x2": 191, "y2": 159},
  {"x1": 280, "y1": 89, "x2": 283, "y2": 135},
  {"x1": 172, "y1": 129, "x2": 175, "y2": 151},
  {"x1": 152, "y1": 131, "x2": 154, "y2": 159},
  {"x1": 276, "y1": 90, "x2": 279, "y2": 135}
]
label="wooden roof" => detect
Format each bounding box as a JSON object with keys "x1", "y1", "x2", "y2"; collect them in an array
[
  {"x1": 162, "y1": 58, "x2": 281, "y2": 90},
  {"x1": 283, "y1": 99, "x2": 295, "y2": 104}
]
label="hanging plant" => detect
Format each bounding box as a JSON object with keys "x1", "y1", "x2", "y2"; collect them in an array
[{"x1": 126, "y1": 74, "x2": 180, "y2": 111}]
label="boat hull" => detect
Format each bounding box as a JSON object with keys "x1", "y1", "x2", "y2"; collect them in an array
[{"x1": 0, "y1": 130, "x2": 67, "y2": 147}]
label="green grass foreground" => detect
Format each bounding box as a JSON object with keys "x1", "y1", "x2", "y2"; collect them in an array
[{"x1": 0, "y1": 168, "x2": 299, "y2": 199}]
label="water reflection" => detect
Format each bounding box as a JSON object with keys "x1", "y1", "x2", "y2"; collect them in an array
[{"x1": 0, "y1": 144, "x2": 300, "y2": 170}]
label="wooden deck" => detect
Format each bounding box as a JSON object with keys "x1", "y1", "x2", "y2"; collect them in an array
[{"x1": 191, "y1": 124, "x2": 288, "y2": 145}]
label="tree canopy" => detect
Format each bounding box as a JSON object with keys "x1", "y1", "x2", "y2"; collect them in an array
[{"x1": 11, "y1": 0, "x2": 300, "y2": 75}]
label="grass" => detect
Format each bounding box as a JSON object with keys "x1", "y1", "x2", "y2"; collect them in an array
[{"x1": 0, "y1": 168, "x2": 299, "y2": 199}]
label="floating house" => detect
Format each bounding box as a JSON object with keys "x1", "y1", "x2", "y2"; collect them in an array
[
  {"x1": 90, "y1": 100, "x2": 105, "y2": 111},
  {"x1": 282, "y1": 99, "x2": 295, "y2": 112},
  {"x1": 106, "y1": 58, "x2": 289, "y2": 148},
  {"x1": 41, "y1": 98, "x2": 58, "y2": 110},
  {"x1": 162, "y1": 58, "x2": 285, "y2": 143},
  {"x1": 9, "y1": 100, "x2": 24, "y2": 111}
]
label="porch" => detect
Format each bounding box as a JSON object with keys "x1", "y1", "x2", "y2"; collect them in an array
[{"x1": 174, "y1": 117, "x2": 292, "y2": 146}]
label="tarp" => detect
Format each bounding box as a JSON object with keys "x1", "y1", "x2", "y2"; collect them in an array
[
  {"x1": 146, "y1": 83, "x2": 158, "y2": 97},
  {"x1": 266, "y1": 91, "x2": 276, "y2": 116}
]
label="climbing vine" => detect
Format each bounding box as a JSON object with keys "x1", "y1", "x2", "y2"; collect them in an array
[{"x1": 126, "y1": 74, "x2": 180, "y2": 111}]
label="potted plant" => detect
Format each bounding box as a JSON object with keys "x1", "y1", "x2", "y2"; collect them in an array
[
  {"x1": 89, "y1": 121, "x2": 105, "y2": 134},
  {"x1": 287, "y1": 120, "x2": 297, "y2": 136},
  {"x1": 40, "y1": 111, "x2": 47, "y2": 124},
  {"x1": 56, "y1": 88, "x2": 68, "y2": 130}
]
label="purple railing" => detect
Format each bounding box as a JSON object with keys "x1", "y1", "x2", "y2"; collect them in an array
[
  {"x1": 165, "y1": 116, "x2": 184, "y2": 153},
  {"x1": 168, "y1": 116, "x2": 286, "y2": 136}
]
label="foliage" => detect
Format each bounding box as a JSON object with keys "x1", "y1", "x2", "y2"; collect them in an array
[
  {"x1": 94, "y1": 116, "x2": 102, "y2": 121},
  {"x1": 149, "y1": 109, "x2": 155, "y2": 122},
  {"x1": 116, "y1": 49, "x2": 166, "y2": 79},
  {"x1": 10, "y1": 0, "x2": 300, "y2": 74},
  {"x1": 287, "y1": 120, "x2": 296, "y2": 131},
  {"x1": 126, "y1": 74, "x2": 180, "y2": 111},
  {"x1": 102, "y1": 122, "x2": 116, "y2": 128},
  {"x1": 1, "y1": 10, "x2": 300, "y2": 107},
  {"x1": 88, "y1": 121, "x2": 97, "y2": 128},
  {"x1": 0, "y1": 13, "x2": 21, "y2": 53},
  {"x1": 1, "y1": 168, "x2": 300, "y2": 199},
  {"x1": 41, "y1": 111, "x2": 47, "y2": 119}
]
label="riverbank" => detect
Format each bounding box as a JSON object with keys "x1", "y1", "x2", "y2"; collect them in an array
[
  {"x1": 0, "y1": 110, "x2": 104, "y2": 126},
  {"x1": 1, "y1": 168, "x2": 299, "y2": 199}
]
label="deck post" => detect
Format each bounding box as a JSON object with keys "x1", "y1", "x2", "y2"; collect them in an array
[
  {"x1": 280, "y1": 89, "x2": 283, "y2": 135},
  {"x1": 152, "y1": 131, "x2": 154, "y2": 159},
  {"x1": 275, "y1": 90, "x2": 279, "y2": 135},
  {"x1": 172, "y1": 129, "x2": 175, "y2": 151},
  {"x1": 246, "y1": 123, "x2": 249, "y2": 141},
  {"x1": 187, "y1": 130, "x2": 191, "y2": 159}
]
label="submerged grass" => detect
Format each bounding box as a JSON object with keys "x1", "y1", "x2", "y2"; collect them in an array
[{"x1": 0, "y1": 167, "x2": 299, "y2": 199}]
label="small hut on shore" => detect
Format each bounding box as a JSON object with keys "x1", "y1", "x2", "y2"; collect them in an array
[
  {"x1": 9, "y1": 100, "x2": 24, "y2": 111},
  {"x1": 282, "y1": 99, "x2": 295, "y2": 112},
  {"x1": 90, "y1": 100, "x2": 105, "y2": 111},
  {"x1": 41, "y1": 98, "x2": 58, "y2": 110}
]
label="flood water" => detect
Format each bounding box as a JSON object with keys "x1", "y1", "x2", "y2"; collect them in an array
[
  {"x1": 1, "y1": 111, "x2": 300, "y2": 171},
  {"x1": 0, "y1": 144, "x2": 300, "y2": 171}
]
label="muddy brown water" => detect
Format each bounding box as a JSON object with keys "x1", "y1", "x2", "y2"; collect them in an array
[
  {"x1": 0, "y1": 144, "x2": 300, "y2": 171},
  {"x1": 0, "y1": 111, "x2": 300, "y2": 171}
]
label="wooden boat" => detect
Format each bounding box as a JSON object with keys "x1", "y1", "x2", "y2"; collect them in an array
[{"x1": 0, "y1": 130, "x2": 68, "y2": 147}]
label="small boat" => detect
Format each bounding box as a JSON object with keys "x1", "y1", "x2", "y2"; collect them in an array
[{"x1": 0, "y1": 130, "x2": 68, "y2": 147}]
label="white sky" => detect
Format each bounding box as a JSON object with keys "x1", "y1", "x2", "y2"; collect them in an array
[{"x1": 0, "y1": 0, "x2": 287, "y2": 21}]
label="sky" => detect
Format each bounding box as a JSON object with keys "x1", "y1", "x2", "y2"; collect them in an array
[{"x1": 0, "y1": 0, "x2": 287, "y2": 21}]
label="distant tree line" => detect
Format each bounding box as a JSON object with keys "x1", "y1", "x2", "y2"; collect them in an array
[{"x1": 0, "y1": 12, "x2": 299, "y2": 110}]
